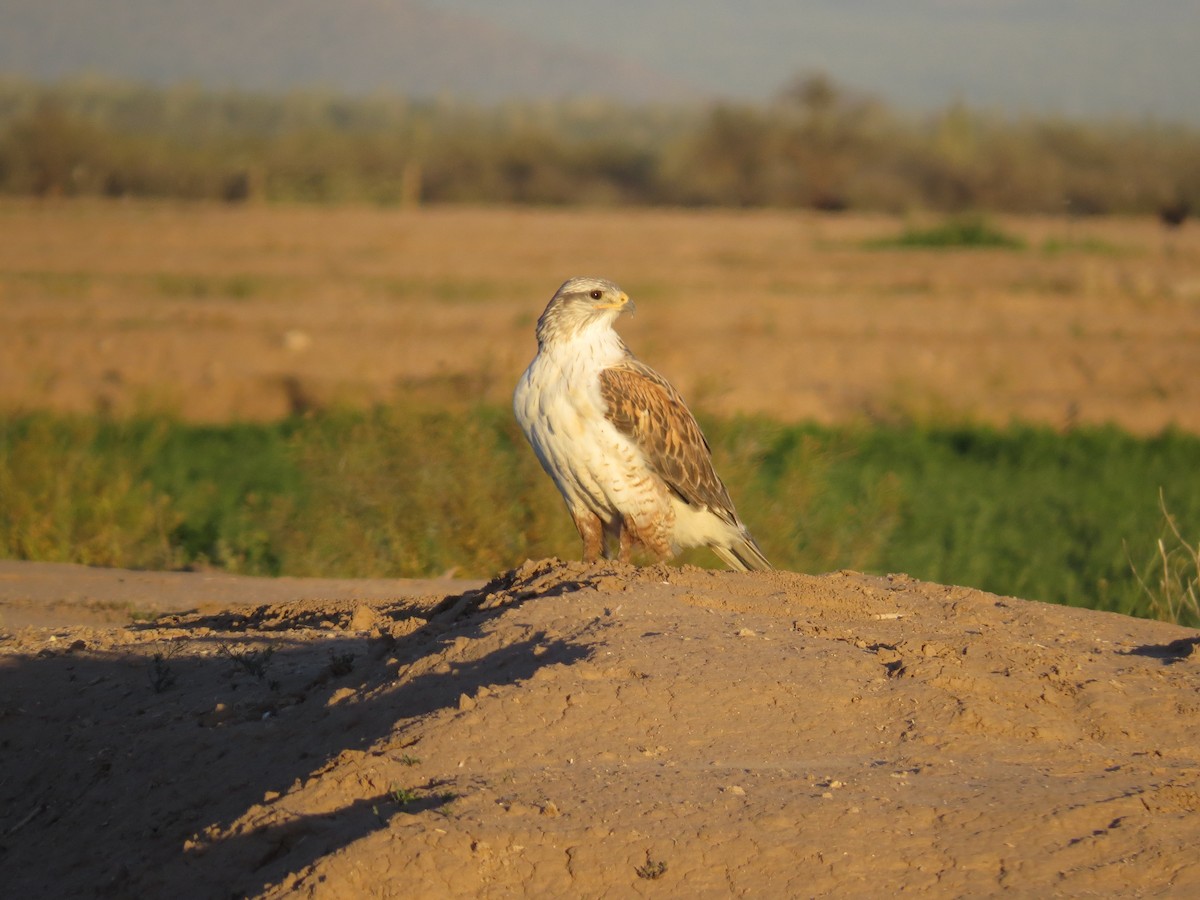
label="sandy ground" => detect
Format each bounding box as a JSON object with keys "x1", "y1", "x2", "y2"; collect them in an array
[{"x1": 2, "y1": 558, "x2": 1198, "y2": 898}]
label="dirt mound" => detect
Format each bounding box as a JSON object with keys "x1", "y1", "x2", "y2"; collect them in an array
[{"x1": 2, "y1": 559, "x2": 1199, "y2": 897}]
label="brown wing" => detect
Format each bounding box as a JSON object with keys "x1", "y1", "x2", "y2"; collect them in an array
[{"x1": 599, "y1": 360, "x2": 740, "y2": 525}]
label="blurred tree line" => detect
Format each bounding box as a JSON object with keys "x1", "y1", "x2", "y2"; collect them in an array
[{"x1": 0, "y1": 74, "x2": 1196, "y2": 214}]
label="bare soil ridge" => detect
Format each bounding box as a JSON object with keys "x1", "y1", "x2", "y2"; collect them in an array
[{"x1": 2, "y1": 559, "x2": 1198, "y2": 897}]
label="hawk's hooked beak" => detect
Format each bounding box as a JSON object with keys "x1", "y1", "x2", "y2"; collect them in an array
[{"x1": 597, "y1": 291, "x2": 635, "y2": 314}]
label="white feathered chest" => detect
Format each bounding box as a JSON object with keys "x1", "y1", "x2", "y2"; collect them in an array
[{"x1": 513, "y1": 327, "x2": 663, "y2": 524}]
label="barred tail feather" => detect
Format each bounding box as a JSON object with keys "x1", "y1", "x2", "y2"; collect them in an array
[{"x1": 712, "y1": 532, "x2": 773, "y2": 572}]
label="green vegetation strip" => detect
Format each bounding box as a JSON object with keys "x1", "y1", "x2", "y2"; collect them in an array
[
  {"x1": 864, "y1": 216, "x2": 1026, "y2": 250},
  {"x1": 2, "y1": 409, "x2": 1197, "y2": 624}
]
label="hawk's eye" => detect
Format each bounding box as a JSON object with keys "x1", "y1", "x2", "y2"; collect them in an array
[{"x1": 589, "y1": 289, "x2": 603, "y2": 300}]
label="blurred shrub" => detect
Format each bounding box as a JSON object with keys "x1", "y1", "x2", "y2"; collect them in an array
[
  {"x1": 0, "y1": 75, "x2": 1197, "y2": 213},
  {"x1": 267, "y1": 405, "x2": 574, "y2": 577},
  {"x1": 0, "y1": 415, "x2": 179, "y2": 567}
]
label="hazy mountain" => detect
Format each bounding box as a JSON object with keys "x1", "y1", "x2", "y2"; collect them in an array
[
  {"x1": 2, "y1": 0, "x2": 1197, "y2": 121},
  {"x1": 0, "y1": 0, "x2": 698, "y2": 103},
  {"x1": 426, "y1": 0, "x2": 1200, "y2": 121}
]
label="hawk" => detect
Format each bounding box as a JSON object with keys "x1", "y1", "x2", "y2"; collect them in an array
[{"x1": 513, "y1": 276, "x2": 771, "y2": 571}]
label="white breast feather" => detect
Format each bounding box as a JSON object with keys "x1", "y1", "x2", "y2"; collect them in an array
[{"x1": 514, "y1": 328, "x2": 664, "y2": 530}]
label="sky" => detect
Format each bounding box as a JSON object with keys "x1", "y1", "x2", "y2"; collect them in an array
[{"x1": 1, "y1": 0, "x2": 1196, "y2": 121}]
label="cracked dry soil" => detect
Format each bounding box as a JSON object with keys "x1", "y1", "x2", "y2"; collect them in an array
[{"x1": 2, "y1": 558, "x2": 1199, "y2": 897}]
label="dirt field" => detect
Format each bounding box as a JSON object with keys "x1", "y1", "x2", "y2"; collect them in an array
[
  {"x1": 3, "y1": 202, "x2": 1200, "y2": 896},
  {"x1": 2, "y1": 200, "x2": 1198, "y2": 431},
  {"x1": 2, "y1": 559, "x2": 1198, "y2": 897}
]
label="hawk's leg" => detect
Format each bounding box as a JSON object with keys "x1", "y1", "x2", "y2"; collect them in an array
[
  {"x1": 571, "y1": 509, "x2": 605, "y2": 562},
  {"x1": 602, "y1": 518, "x2": 623, "y2": 561},
  {"x1": 617, "y1": 522, "x2": 634, "y2": 563}
]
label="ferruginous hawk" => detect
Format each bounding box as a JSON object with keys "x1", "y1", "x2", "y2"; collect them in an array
[{"x1": 513, "y1": 276, "x2": 771, "y2": 571}]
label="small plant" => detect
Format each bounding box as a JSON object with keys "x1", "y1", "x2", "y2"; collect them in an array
[
  {"x1": 389, "y1": 784, "x2": 419, "y2": 806},
  {"x1": 384, "y1": 783, "x2": 456, "y2": 815},
  {"x1": 147, "y1": 638, "x2": 186, "y2": 693},
  {"x1": 328, "y1": 650, "x2": 355, "y2": 677},
  {"x1": 1131, "y1": 491, "x2": 1200, "y2": 627},
  {"x1": 398, "y1": 754, "x2": 422, "y2": 767},
  {"x1": 218, "y1": 642, "x2": 276, "y2": 680},
  {"x1": 636, "y1": 853, "x2": 668, "y2": 880},
  {"x1": 148, "y1": 653, "x2": 177, "y2": 693},
  {"x1": 434, "y1": 791, "x2": 459, "y2": 818}
]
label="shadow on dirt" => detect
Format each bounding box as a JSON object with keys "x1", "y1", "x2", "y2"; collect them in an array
[
  {"x1": 1125, "y1": 635, "x2": 1200, "y2": 665},
  {"x1": 0, "y1": 564, "x2": 590, "y2": 898}
]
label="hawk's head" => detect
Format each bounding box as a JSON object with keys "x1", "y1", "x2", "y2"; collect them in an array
[{"x1": 536, "y1": 276, "x2": 635, "y2": 346}]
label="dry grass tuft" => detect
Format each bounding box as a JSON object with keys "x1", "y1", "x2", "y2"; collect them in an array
[{"x1": 1132, "y1": 490, "x2": 1200, "y2": 628}]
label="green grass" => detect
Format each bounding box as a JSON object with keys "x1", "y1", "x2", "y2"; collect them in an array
[
  {"x1": 866, "y1": 216, "x2": 1026, "y2": 250},
  {"x1": 2, "y1": 408, "x2": 1198, "y2": 622}
]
